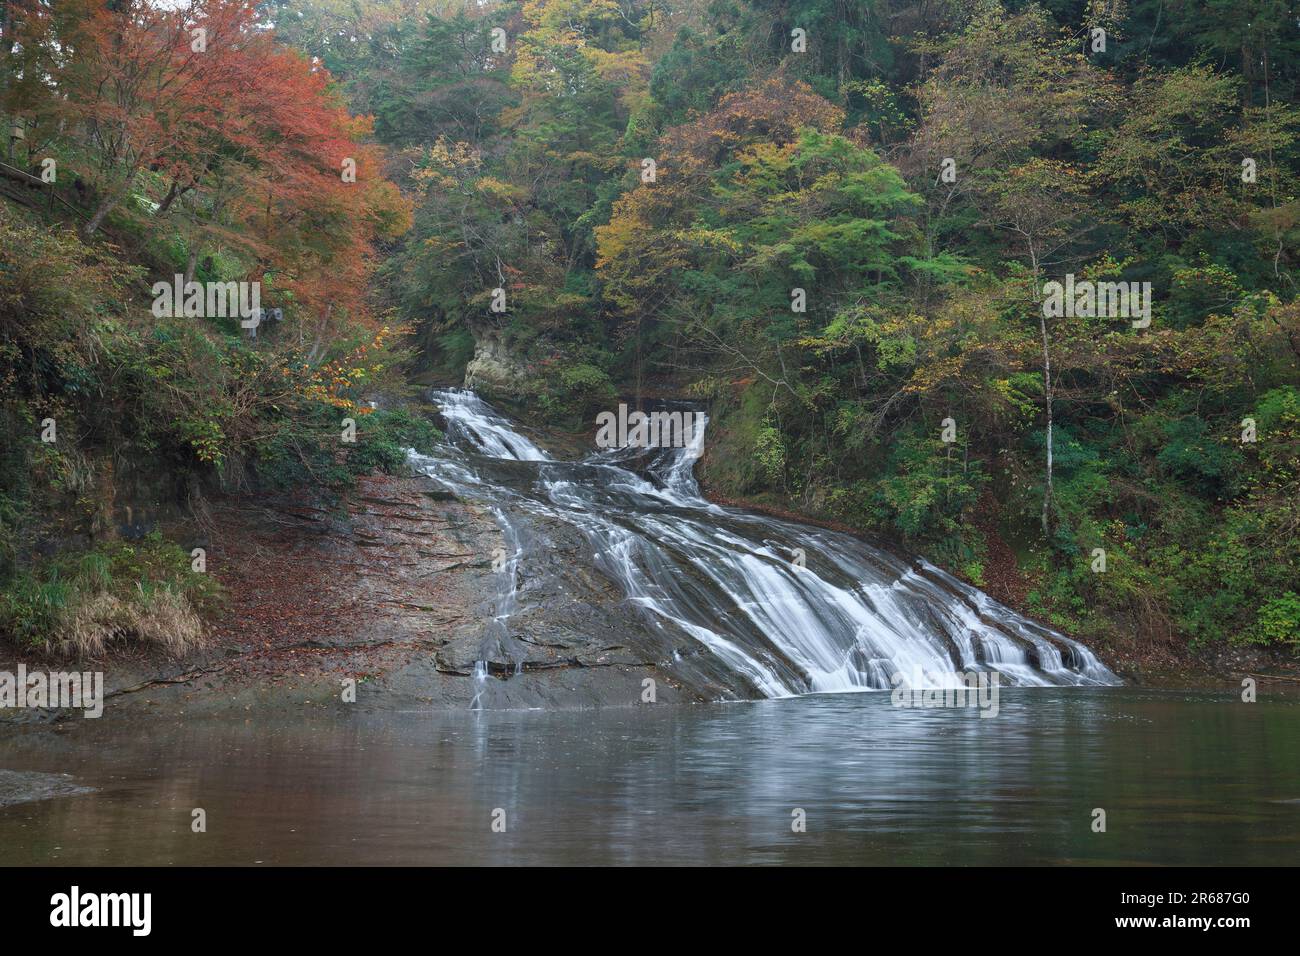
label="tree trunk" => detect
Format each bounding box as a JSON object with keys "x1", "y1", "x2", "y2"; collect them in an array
[
  {"x1": 635, "y1": 316, "x2": 643, "y2": 411},
  {"x1": 81, "y1": 194, "x2": 117, "y2": 239},
  {"x1": 81, "y1": 166, "x2": 139, "y2": 239},
  {"x1": 156, "y1": 180, "x2": 181, "y2": 215},
  {"x1": 1039, "y1": 310, "x2": 1054, "y2": 535}
]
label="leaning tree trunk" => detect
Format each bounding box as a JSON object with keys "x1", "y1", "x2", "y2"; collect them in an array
[
  {"x1": 1029, "y1": 246, "x2": 1054, "y2": 537},
  {"x1": 1039, "y1": 309, "x2": 1054, "y2": 535},
  {"x1": 81, "y1": 166, "x2": 140, "y2": 239},
  {"x1": 81, "y1": 194, "x2": 117, "y2": 239}
]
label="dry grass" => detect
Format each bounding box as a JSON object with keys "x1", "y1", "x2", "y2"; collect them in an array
[{"x1": 49, "y1": 588, "x2": 205, "y2": 660}]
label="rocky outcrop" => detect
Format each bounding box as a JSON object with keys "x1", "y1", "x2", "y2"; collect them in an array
[
  {"x1": 0, "y1": 769, "x2": 93, "y2": 807},
  {"x1": 463, "y1": 324, "x2": 530, "y2": 399}
]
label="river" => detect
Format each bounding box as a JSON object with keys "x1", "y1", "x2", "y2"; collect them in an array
[{"x1": 1, "y1": 687, "x2": 1297, "y2": 865}]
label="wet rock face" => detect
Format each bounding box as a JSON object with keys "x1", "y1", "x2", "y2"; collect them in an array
[{"x1": 396, "y1": 508, "x2": 719, "y2": 710}]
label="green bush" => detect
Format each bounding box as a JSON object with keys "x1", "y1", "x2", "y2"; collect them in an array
[
  {"x1": 1241, "y1": 593, "x2": 1300, "y2": 647},
  {"x1": 753, "y1": 424, "x2": 787, "y2": 485},
  {"x1": 533, "y1": 360, "x2": 617, "y2": 428},
  {"x1": 870, "y1": 434, "x2": 986, "y2": 539},
  {"x1": 253, "y1": 405, "x2": 442, "y2": 490},
  {"x1": 1155, "y1": 417, "x2": 1242, "y2": 494}
]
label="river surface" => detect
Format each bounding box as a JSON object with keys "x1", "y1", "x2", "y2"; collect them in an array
[{"x1": 2, "y1": 687, "x2": 1298, "y2": 865}]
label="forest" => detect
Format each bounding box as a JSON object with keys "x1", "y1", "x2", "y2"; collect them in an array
[{"x1": 2, "y1": 0, "x2": 1299, "y2": 666}]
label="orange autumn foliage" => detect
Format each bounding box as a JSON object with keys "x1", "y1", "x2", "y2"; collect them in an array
[{"x1": 6, "y1": 0, "x2": 411, "y2": 334}]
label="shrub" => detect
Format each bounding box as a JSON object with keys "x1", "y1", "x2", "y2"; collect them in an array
[
  {"x1": 753, "y1": 424, "x2": 787, "y2": 485},
  {"x1": 0, "y1": 533, "x2": 218, "y2": 658},
  {"x1": 253, "y1": 405, "x2": 442, "y2": 490},
  {"x1": 533, "y1": 360, "x2": 617, "y2": 427},
  {"x1": 870, "y1": 433, "x2": 986, "y2": 539},
  {"x1": 1240, "y1": 593, "x2": 1300, "y2": 648}
]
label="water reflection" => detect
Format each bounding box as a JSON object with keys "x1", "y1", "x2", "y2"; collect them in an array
[{"x1": 1, "y1": 688, "x2": 1297, "y2": 865}]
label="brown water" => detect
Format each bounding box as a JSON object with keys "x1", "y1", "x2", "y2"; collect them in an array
[{"x1": 1, "y1": 686, "x2": 1298, "y2": 865}]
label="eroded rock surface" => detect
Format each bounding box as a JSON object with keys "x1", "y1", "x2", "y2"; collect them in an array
[{"x1": 5, "y1": 467, "x2": 711, "y2": 720}]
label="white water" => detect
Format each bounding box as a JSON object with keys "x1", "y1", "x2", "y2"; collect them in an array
[{"x1": 410, "y1": 389, "x2": 1118, "y2": 700}]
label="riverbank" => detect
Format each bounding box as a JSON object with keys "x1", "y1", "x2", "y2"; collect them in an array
[
  {"x1": 1, "y1": 461, "x2": 712, "y2": 724},
  {"x1": 2, "y1": 470, "x2": 485, "y2": 721}
]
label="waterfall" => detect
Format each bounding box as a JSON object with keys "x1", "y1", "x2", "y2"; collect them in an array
[
  {"x1": 411, "y1": 389, "x2": 1119, "y2": 702},
  {"x1": 468, "y1": 660, "x2": 489, "y2": 711}
]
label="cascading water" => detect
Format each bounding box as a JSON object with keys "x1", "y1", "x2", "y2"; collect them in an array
[{"x1": 411, "y1": 389, "x2": 1118, "y2": 703}]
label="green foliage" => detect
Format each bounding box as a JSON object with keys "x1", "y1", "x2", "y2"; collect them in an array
[
  {"x1": 1167, "y1": 262, "x2": 1244, "y2": 328},
  {"x1": 1244, "y1": 593, "x2": 1300, "y2": 647},
  {"x1": 870, "y1": 436, "x2": 987, "y2": 540},
  {"x1": 0, "y1": 573, "x2": 74, "y2": 649},
  {"x1": 0, "y1": 532, "x2": 219, "y2": 654},
  {"x1": 254, "y1": 406, "x2": 442, "y2": 490},
  {"x1": 0, "y1": 189, "x2": 439, "y2": 657},
  {"x1": 752, "y1": 425, "x2": 787, "y2": 485},
  {"x1": 528, "y1": 359, "x2": 617, "y2": 428},
  {"x1": 1154, "y1": 417, "x2": 1242, "y2": 494}
]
